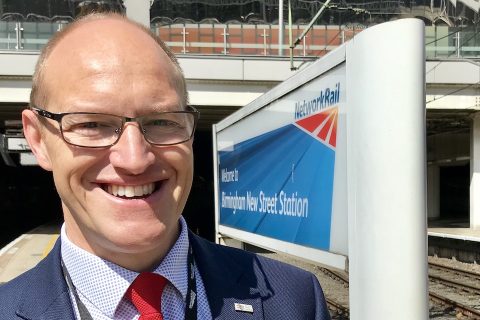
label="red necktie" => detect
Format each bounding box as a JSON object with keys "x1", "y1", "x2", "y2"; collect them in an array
[{"x1": 126, "y1": 272, "x2": 168, "y2": 320}]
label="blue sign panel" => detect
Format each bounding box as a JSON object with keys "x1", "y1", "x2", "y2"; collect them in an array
[{"x1": 219, "y1": 106, "x2": 337, "y2": 250}]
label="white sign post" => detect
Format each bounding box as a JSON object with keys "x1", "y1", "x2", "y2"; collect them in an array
[
  {"x1": 346, "y1": 20, "x2": 428, "y2": 319},
  {"x1": 213, "y1": 19, "x2": 428, "y2": 319}
]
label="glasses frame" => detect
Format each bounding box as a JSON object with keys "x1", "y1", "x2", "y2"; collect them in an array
[{"x1": 30, "y1": 105, "x2": 200, "y2": 148}]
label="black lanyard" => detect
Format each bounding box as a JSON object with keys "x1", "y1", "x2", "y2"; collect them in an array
[
  {"x1": 184, "y1": 244, "x2": 197, "y2": 320},
  {"x1": 61, "y1": 244, "x2": 198, "y2": 320}
]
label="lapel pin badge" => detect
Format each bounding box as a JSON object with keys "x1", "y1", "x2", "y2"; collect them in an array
[{"x1": 234, "y1": 303, "x2": 254, "y2": 313}]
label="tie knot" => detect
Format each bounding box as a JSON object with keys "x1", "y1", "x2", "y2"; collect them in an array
[{"x1": 126, "y1": 272, "x2": 167, "y2": 319}]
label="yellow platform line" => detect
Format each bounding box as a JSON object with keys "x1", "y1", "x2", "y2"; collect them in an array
[{"x1": 42, "y1": 234, "x2": 59, "y2": 258}]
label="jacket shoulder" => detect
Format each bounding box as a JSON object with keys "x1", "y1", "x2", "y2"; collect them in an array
[
  {"x1": 0, "y1": 239, "x2": 73, "y2": 320},
  {"x1": 190, "y1": 233, "x2": 331, "y2": 320},
  {"x1": 0, "y1": 261, "x2": 42, "y2": 318},
  {"x1": 191, "y1": 232, "x2": 316, "y2": 278}
]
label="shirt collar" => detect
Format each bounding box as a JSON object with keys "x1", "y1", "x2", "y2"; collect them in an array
[{"x1": 61, "y1": 217, "x2": 190, "y2": 318}]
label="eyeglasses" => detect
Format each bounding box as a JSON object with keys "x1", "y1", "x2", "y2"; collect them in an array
[{"x1": 30, "y1": 105, "x2": 199, "y2": 148}]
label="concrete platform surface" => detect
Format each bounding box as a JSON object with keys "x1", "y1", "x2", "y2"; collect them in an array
[
  {"x1": 2, "y1": 224, "x2": 480, "y2": 284},
  {"x1": 428, "y1": 227, "x2": 480, "y2": 242},
  {"x1": 0, "y1": 224, "x2": 59, "y2": 284}
]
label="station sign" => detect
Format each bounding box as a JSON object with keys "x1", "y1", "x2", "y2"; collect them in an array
[
  {"x1": 20, "y1": 152, "x2": 38, "y2": 166},
  {"x1": 7, "y1": 137, "x2": 30, "y2": 151},
  {"x1": 216, "y1": 69, "x2": 346, "y2": 257},
  {"x1": 213, "y1": 23, "x2": 428, "y2": 319}
]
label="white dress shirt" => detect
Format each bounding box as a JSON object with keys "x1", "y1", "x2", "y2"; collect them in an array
[{"x1": 61, "y1": 217, "x2": 212, "y2": 320}]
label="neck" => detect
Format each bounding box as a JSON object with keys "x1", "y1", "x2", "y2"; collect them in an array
[{"x1": 63, "y1": 218, "x2": 181, "y2": 272}]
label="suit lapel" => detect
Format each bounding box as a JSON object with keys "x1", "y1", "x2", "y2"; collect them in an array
[
  {"x1": 15, "y1": 239, "x2": 76, "y2": 320},
  {"x1": 15, "y1": 231, "x2": 270, "y2": 319},
  {"x1": 190, "y1": 232, "x2": 269, "y2": 320}
]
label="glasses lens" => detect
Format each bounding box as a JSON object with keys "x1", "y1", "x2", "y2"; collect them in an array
[
  {"x1": 61, "y1": 113, "x2": 122, "y2": 147},
  {"x1": 142, "y1": 112, "x2": 196, "y2": 145}
]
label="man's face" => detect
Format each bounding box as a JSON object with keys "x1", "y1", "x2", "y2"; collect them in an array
[{"x1": 26, "y1": 19, "x2": 193, "y2": 268}]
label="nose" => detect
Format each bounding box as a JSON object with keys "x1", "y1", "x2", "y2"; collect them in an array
[{"x1": 109, "y1": 123, "x2": 156, "y2": 175}]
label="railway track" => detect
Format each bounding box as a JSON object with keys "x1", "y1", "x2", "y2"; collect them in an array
[
  {"x1": 318, "y1": 267, "x2": 350, "y2": 317},
  {"x1": 326, "y1": 297, "x2": 349, "y2": 318},
  {"x1": 429, "y1": 291, "x2": 480, "y2": 319},
  {"x1": 428, "y1": 262, "x2": 480, "y2": 319},
  {"x1": 318, "y1": 263, "x2": 480, "y2": 319},
  {"x1": 429, "y1": 261, "x2": 480, "y2": 283},
  {"x1": 319, "y1": 267, "x2": 349, "y2": 287}
]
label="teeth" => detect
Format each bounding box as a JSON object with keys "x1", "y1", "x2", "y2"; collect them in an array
[
  {"x1": 125, "y1": 186, "x2": 134, "y2": 197},
  {"x1": 117, "y1": 185, "x2": 125, "y2": 197},
  {"x1": 134, "y1": 185, "x2": 143, "y2": 196},
  {"x1": 105, "y1": 183, "x2": 156, "y2": 198}
]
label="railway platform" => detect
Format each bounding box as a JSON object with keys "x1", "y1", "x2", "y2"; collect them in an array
[
  {"x1": 0, "y1": 224, "x2": 59, "y2": 284},
  {"x1": 2, "y1": 223, "x2": 480, "y2": 284},
  {"x1": 429, "y1": 227, "x2": 480, "y2": 242},
  {"x1": 428, "y1": 225, "x2": 480, "y2": 264}
]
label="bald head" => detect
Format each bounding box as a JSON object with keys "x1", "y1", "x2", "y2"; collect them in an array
[
  {"x1": 21, "y1": 14, "x2": 197, "y2": 273},
  {"x1": 30, "y1": 13, "x2": 188, "y2": 110}
]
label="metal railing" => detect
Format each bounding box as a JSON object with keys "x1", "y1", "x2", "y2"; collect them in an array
[
  {"x1": 0, "y1": 21, "x2": 64, "y2": 50},
  {"x1": 425, "y1": 26, "x2": 480, "y2": 58},
  {"x1": 1, "y1": 20, "x2": 479, "y2": 59},
  {"x1": 152, "y1": 23, "x2": 361, "y2": 57}
]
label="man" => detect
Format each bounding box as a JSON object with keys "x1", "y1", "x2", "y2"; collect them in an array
[{"x1": 0, "y1": 13, "x2": 331, "y2": 320}]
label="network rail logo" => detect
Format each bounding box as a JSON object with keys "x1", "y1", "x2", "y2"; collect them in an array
[
  {"x1": 217, "y1": 82, "x2": 339, "y2": 250},
  {"x1": 293, "y1": 83, "x2": 340, "y2": 149},
  {"x1": 294, "y1": 82, "x2": 340, "y2": 120},
  {"x1": 295, "y1": 107, "x2": 338, "y2": 148}
]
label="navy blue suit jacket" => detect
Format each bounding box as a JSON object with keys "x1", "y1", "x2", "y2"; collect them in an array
[{"x1": 0, "y1": 232, "x2": 331, "y2": 319}]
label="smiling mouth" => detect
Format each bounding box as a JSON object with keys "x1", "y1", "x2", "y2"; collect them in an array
[{"x1": 102, "y1": 182, "x2": 159, "y2": 199}]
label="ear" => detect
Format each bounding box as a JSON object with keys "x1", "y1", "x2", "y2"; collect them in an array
[{"x1": 22, "y1": 109, "x2": 53, "y2": 171}]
